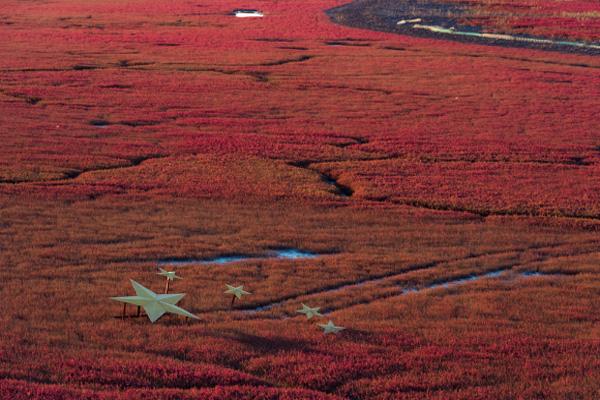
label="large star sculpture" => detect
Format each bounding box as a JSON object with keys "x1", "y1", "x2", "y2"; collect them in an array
[
  {"x1": 296, "y1": 303, "x2": 323, "y2": 319},
  {"x1": 318, "y1": 320, "x2": 345, "y2": 335},
  {"x1": 111, "y1": 280, "x2": 198, "y2": 323}
]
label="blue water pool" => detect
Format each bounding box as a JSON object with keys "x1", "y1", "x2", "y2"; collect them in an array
[{"x1": 158, "y1": 248, "x2": 319, "y2": 267}]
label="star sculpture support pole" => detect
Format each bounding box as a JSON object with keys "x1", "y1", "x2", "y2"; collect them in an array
[
  {"x1": 297, "y1": 303, "x2": 323, "y2": 320},
  {"x1": 224, "y1": 284, "x2": 251, "y2": 308},
  {"x1": 112, "y1": 280, "x2": 199, "y2": 323}
]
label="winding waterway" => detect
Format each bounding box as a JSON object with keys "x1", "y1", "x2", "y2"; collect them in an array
[{"x1": 327, "y1": 0, "x2": 600, "y2": 54}]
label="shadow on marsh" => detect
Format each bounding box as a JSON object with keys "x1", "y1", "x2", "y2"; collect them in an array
[{"x1": 226, "y1": 330, "x2": 315, "y2": 352}]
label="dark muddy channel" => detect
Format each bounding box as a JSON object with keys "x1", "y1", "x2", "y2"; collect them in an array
[
  {"x1": 251, "y1": 269, "x2": 567, "y2": 314},
  {"x1": 327, "y1": 0, "x2": 600, "y2": 55}
]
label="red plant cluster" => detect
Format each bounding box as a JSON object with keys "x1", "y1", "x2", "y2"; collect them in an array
[
  {"x1": 0, "y1": 380, "x2": 341, "y2": 400},
  {"x1": 0, "y1": 200, "x2": 599, "y2": 398},
  {"x1": 0, "y1": 0, "x2": 598, "y2": 217},
  {"x1": 319, "y1": 159, "x2": 600, "y2": 218}
]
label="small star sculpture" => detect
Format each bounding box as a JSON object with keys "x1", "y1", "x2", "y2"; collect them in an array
[
  {"x1": 296, "y1": 303, "x2": 323, "y2": 319},
  {"x1": 225, "y1": 284, "x2": 251, "y2": 307},
  {"x1": 318, "y1": 320, "x2": 345, "y2": 335},
  {"x1": 158, "y1": 268, "x2": 182, "y2": 281},
  {"x1": 157, "y1": 268, "x2": 182, "y2": 293},
  {"x1": 225, "y1": 284, "x2": 251, "y2": 299}
]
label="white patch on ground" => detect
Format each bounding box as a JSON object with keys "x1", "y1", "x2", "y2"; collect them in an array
[{"x1": 235, "y1": 10, "x2": 264, "y2": 18}]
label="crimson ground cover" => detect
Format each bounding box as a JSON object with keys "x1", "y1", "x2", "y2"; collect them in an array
[{"x1": 1, "y1": 0, "x2": 599, "y2": 398}]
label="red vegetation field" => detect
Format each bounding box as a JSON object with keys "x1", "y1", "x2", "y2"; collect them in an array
[{"x1": 1, "y1": 0, "x2": 599, "y2": 398}]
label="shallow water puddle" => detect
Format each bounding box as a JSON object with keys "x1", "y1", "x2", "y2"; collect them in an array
[
  {"x1": 396, "y1": 270, "x2": 563, "y2": 296},
  {"x1": 403, "y1": 269, "x2": 507, "y2": 293},
  {"x1": 402, "y1": 270, "x2": 512, "y2": 294},
  {"x1": 158, "y1": 248, "x2": 318, "y2": 267}
]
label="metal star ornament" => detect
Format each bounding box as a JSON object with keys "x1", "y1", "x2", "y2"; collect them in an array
[
  {"x1": 297, "y1": 303, "x2": 323, "y2": 319},
  {"x1": 225, "y1": 284, "x2": 251, "y2": 307},
  {"x1": 158, "y1": 268, "x2": 182, "y2": 293},
  {"x1": 111, "y1": 280, "x2": 198, "y2": 322},
  {"x1": 318, "y1": 320, "x2": 345, "y2": 335},
  {"x1": 158, "y1": 268, "x2": 182, "y2": 281},
  {"x1": 225, "y1": 284, "x2": 251, "y2": 299}
]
